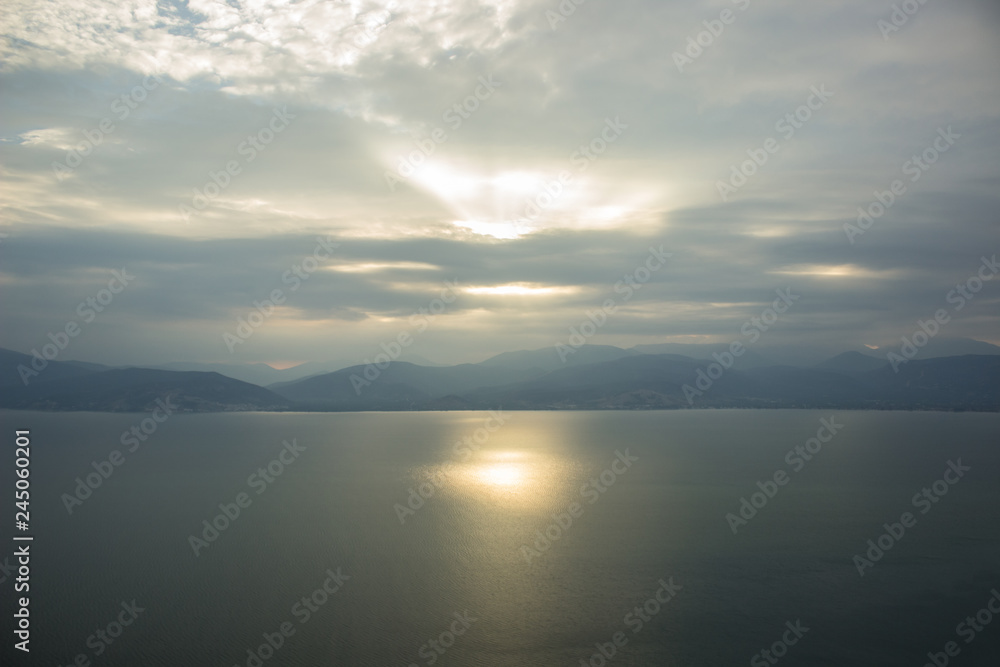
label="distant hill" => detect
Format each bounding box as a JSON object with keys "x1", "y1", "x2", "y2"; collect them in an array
[
  {"x1": 882, "y1": 337, "x2": 1000, "y2": 360},
  {"x1": 269, "y1": 361, "x2": 546, "y2": 408},
  {"x1": 477, "y1": 344, "x2": 637, "y2": 372},
  {"x1": 269, "y1": 351, "x2": 999, "y2": 411},
  {"x1": 153, "y1": 352, "x2": 444, "y2": 386},
  {"x1": 2, "y1": 345, "x2": 998, "y2": 412},
  {"x1": 0, "y1": 358, "x2": 290, "y2": 412},
  {"x1": 151, "y1": 359, "x2": 363, "y2": 386},
  {"x1": 463, "y1": 355, "x2": 872, "y2": 409},
  {"x1": 864, "y1": 354, "x2": 1000, "y2": 410},
  {"x1": 631, "y1": 343, "x2": 774, "y2": 369},
  {"x1": 0, "y1": 348, "x2": 103, "y2": 387},
  {"x1": 465, "y1": 354, "x2": 714, "y2": 409},
  {"x1": 815, "y1": 351, "x2": 888, "y2": 375},
  {"x1": 150, "y1": 361, "x2": 292, "y2": 387}
]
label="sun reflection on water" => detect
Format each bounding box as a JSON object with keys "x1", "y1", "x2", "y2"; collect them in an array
[
  {"x1": 461, "y1": 450, "x2": 535, "y2": 494},
  {"x1": 444, "y1": 447, "x2": 579, "y2": 512},
  {"x1": 476, "y1": 463, "x2": 523, "y2": 487},
  {"x1": 406, "y1": 419, "x2": 585, "y2": 515}
]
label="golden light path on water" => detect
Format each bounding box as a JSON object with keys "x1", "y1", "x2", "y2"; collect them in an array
[
  {"x1": 405, "y1": 416, "x2": 587, "y2": 515},
  {"x1": 393, "y1": 413, "x2": 659, "y2": 662},
  {"x1": 476, "y1": 461, "x2": 523, "y2": 487},
  {"x1": 459, "y1": 448, "x2": 579, "y2": 510},
  {"x1": 443, "y1": 449, "x2": 566, "y2": 509}
]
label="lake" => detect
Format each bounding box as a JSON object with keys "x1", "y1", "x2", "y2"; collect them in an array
[{"x1": 4, "y1": 409, "x2": 999, "y2": 666}]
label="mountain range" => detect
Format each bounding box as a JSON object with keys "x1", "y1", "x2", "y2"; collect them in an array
[{"x1": 1, "y1": 339, "x2": 998, "y2": 412}]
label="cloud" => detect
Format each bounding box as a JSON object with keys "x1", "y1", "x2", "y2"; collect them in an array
[{"x1": 0, "y1": 0, "x2": 998, "y2": 365}]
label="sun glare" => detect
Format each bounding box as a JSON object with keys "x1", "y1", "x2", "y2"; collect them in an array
[
  {"x1": 770, "y1": 264, "x2": 899, "y2": 279},
  {"x1": 464, "y1": 283, "x2": 579, "y2": 296},
  {"x1": 453, "y1": 220, "x2": 526, "y2": 239},
  {"x1": 477, "y1": 464, "x2": 524, "y2": 487},
  {"x1": 329, "y1": 261, "x2": 439, "y2": 273}
]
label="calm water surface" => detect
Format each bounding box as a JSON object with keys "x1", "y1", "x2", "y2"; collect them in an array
[{"x1": 3, "y1": 409, "x2": 999, "y2": 666}]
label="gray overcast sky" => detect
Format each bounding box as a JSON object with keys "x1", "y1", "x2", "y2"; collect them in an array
[{"x1": 1, "y1": 0, "x2": 998, "y2": 367}]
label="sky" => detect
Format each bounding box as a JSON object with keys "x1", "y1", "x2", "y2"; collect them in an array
[{"x1": 1, "y1": 0, "x2": 999, "y2": 368}]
